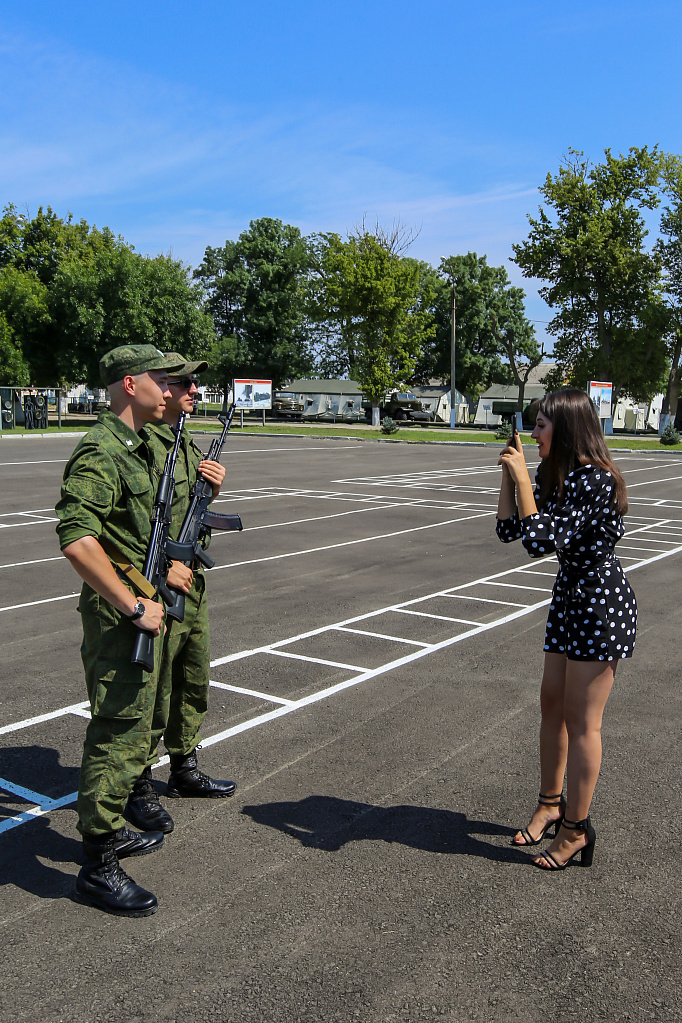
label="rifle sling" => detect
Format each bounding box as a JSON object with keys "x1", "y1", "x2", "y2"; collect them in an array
[{"x1": 100, "y1": 538, "x2": 157, "y2": 600}]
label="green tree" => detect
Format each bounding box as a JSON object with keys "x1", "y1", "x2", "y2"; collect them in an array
[
  {"x1": 0, "y1": 265, "x2": 51, "y2": 383},
  {"x1": 657, "y1": 156, "x2": 682, "y2": 422},
  {"x1": 513, "y1": 147, "x2": 668, "y2": 405},
  {"x1": 0, "y1": 311, "x2": 31, "y2": 385},
  {"x1": 0, "y1": 205, "x2": 214, "y2": 386},
  {"x1": 413, "y1": 253, "x2": 539, "y2": 406},
  {"x1": 310, "y1": 229, "x2": 435, "y2": 423},
  {"x1": 195, "y1": 218, "x2": 313, "y2": 391},
  {"x1": 50, "y1": 245, "x2": 214, "y2": 385}
]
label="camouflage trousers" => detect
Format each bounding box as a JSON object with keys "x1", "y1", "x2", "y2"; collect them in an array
[
  {"x1": 77, "y1": 584, "x2": 165, "y2": 837},
  {"x1": 147, "y1": 573, "x2": 210, "y2": 762}
]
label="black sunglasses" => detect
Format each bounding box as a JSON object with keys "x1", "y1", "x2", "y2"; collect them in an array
[{"x1": 168, "y1": 376, "x2": 199, "y2": 389}]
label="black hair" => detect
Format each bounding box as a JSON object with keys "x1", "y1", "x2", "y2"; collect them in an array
[{"x1": 536, "y1": 388, "x2": 628, "y2": 513}]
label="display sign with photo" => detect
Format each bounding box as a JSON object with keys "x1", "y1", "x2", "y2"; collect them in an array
[
  {"x1": 233, "y1": 379, "x2": 272, "y2": 409},
  {"x1": 588, "y1": 380, "x2": 613, "y2": 419}
]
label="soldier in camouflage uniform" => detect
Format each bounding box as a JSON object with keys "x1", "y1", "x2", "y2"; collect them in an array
[
  {"x1": 126, "y1": 355, "x2": 236, "y2": 836},
  {"x1": 56, "y1": 344, "x2": 185, "y2": 917}
]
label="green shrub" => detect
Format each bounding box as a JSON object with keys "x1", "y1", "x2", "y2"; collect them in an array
[
  {"x1": 381, "y1": 416, "x2": 399, "y2": 435},
  {"x1": 660, "y1": 421, "x2": 681, "y2": 445},
  {"x1": 495, "y1": 420, "x2": 513, "y2": 441}
]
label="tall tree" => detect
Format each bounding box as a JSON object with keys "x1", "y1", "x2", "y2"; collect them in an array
[
  {"x1": 413, "y1": 253, "x2": 539, "y2": 405},
  {"x1": 310, "y1": 229, "x2": 435, "y2": 423},
  {"x1": 194, "y1": 218, "x2": 313, "y2": 391},
  {"x1": 0, "y1": 311, "x2": 31, "y2": 385},
  {"x1": 0, "y1": 205, "x2": 214, "y2": 386},
  {"x1": 657, "y1": 156, "x2": 682, "y2": 422},
  {"x1": 49, "y1": 246, "x2": 214, "y2": 386},
  {"x1": 513, "y1": 147, "x2": 668, "y2": 405}
]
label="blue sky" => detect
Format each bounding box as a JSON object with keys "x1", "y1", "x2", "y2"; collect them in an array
[{"x1": 2, "y1": 1, "x2": 681, "y2": 348}]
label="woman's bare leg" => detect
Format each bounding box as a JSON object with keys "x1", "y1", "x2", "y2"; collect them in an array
[
  {"x1": 534, "y1": 659, "x2": 615, "y2": 867},
  {"x1": 513, "y1": 652, "x2": 568, "y2": 844}
]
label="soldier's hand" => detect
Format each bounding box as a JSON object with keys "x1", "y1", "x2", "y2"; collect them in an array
[
  {"x1": 166, "y1": 560, "x2": 194, "y2": 593},
  {"x1": 199, "y1": 458, "x2": 225, "y2": 500},
  {"x1": 135, "y1": 599, "x2": 165, "y2": 636}
]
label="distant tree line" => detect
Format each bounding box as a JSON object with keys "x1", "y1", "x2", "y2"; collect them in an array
[{"x1": 2, "y1": 145, "x2": 682, "y2": 419}]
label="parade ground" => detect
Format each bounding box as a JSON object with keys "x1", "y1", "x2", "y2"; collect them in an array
[{"x1": 1, "y1": 432, "x2": 680, "y2": 1023}]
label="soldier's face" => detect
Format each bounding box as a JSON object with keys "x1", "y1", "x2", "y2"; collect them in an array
[
  {"x1": 133, "y1": 370, "x2": 172, "y2": 422},
  {"x1": 166, "y1": 376, "x2": 199, "y2": 416}
]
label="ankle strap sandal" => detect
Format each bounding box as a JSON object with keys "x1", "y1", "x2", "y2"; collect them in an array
[
  {"x1": 511, "y1": 792, "x2": 566, "y2": 847},
  {"x1": 534, "y1": 815, "x2": 597, "y2": 870}
]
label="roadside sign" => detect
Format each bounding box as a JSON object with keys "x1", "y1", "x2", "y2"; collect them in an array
[
  {"x1": 588, "y1": 380, "x2": 612, "y2": 419},
  {"x1": 233, "y1": 379, "x2": 272, "y2": 409}
]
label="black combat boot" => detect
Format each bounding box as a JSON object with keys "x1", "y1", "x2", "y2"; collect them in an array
[
  {"x1": 166, "y1": 748, "x2": 236, "y2": 798},
  {"x1": 113, "y1": 823, "x2": 166, "y2": 858},
  {"x1": 126, "y1": 767, "x2": 175, "y2": 834},
  {"x1": 76, "y1": 832, "x2": 158, "y2": 917}
]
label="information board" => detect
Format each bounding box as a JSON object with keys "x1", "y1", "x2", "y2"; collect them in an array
[
  {"x1": 588, "y1": 380, "x2": 613, "y2": 419},
  {"x1": 233, "y1": 379, "x2": 272, "y2": 410}
]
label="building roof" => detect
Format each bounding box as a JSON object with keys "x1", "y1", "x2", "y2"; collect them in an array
[{"x1": 286, "y1": 379, "x2": 364, "y2": 395}]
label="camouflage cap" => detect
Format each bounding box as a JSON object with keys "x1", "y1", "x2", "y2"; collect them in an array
[
  {"x1": 99, "y1": 345, "x2": 187, "y2": 386},
  {"x1": 165, "y1": 351, "x2": 209, "y2": 377}
]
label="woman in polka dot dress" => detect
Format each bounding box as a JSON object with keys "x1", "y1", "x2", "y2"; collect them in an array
[{"x1": 496, "y1": 388, "x2": 636, "y2": 870}]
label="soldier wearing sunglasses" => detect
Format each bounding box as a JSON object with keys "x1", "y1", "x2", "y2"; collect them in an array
[{"x1": 127, "y1": 354, "x2": 237, "y2": 836}]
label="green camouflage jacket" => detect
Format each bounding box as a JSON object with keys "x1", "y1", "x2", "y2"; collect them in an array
[
  {"x1": 142, "y1": 421, "x2": 211, "y2": 552},
  {"x1": 55, "y1": 410, "x2": 156, "y2": 570}
]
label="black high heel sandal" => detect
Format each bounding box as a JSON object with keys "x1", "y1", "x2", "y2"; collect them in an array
[
  {"x1": 511, "y1": 792, "x2": 566, "y2": 847},
  {"x1": 533, "y1": 815, "x2": 596, "y2": 870}
]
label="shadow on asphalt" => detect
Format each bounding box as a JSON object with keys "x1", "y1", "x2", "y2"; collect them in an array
[
  {"x1": 0, "y1": 816, "x2": 79, "y2": 900},
  {"x1": 0, "y1": 745, "x2": 79, "y2": 900},
  {"x1": 0, "y1": 744, "x2": 79, "y2": 804},
  {"x1": 242, "y1": 795, "x2": 527, "y2": 862}
]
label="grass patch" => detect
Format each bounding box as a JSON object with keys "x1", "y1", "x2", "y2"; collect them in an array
[{"x1": 3, "y1": 419, "x2": 681, "y2": 452}]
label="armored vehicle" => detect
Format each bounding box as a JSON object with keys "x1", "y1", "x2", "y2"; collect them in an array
[
  {"x1": 269, "y1": 391, "x2": 305, "y2": 419},
  {"x1": 363, "y1": 390, "x2": 431, "y2": 423}
]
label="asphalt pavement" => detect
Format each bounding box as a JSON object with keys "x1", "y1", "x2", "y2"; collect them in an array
[{"x1": 0, "y1": 432, "x2": 680, "y2": 1022}]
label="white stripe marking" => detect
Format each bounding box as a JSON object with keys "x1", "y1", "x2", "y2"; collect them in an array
[
  {"x1": 0, "y1": 593, "x2": 80, "y2": 613},
  {"x1": 208, "y1": 681, "x2": 295, "y2": 706},
  {"x1": 333, "y1": 626, "x2": 430, "y2": 647},
  {"x1": 0, "y1": 702, "x2": 90, "y2": 735},
  {"x1": 392, "y1": 608, "x2": 480, "y2": 626},
  {"x1": 266, "y1": 649, "x2": 368, "y2": 672}
]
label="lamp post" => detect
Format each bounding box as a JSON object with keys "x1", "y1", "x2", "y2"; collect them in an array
[{"x1": 449, "y1": 284, "x2": 456, "y2": 429}]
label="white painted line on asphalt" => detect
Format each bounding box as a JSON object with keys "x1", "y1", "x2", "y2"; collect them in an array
[
  {"x1": 206, "y1": 510, "x2": 493, "y2": 571},
  {"x1": 0, "y1": 791, "x2": 77, "y2": 834},
  {"x1": 266, "y1": 649, "x2": 368, "y2": 672},
  {"x1": 0, "y1": 459, "x2": 68, "y2": 466},
  {"x1": 3, "y1": 538, "x2": 681, "y2": 835},
  {"x1": 627, "y1": 474, "x2": 682, "y2": 487},
  {"x1": 0, "y1": 701, "x2": 90, "y2": 735},
  {"x1": 441, "y1": 593, "x2": 527, "y2": 607},
  {"x1": 209, "y1": 680, "x2": 295, "y2": 706},
  {"x1": 333, "y1": 626, "x2": 430, "y2": 647},
  {"x1": 517, "y1": 569, "x2": 559, "y2": 577},
  {"x1": 0, "y1": 556, "x2": 64, "y2": 570},
  {"x1": 0, "y1": 592, "x2": 80, "y2": 614},
  {"x1": 0, "y1": 776, "x2": 56, "y2": 804},
  {"x1": 481, "y1": 580, "x2": 555, "y2": 593},
  {"x1": 392, "y1": 609, "x2": 480, "y2": 626}
]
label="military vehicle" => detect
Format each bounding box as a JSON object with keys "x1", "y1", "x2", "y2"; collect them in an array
[
  {"x1": 268, "y1": 391, "x2": 305, "y2": 419},
  {"x1": 362, "y1": 390, "x2": 432, "y2": 423}
]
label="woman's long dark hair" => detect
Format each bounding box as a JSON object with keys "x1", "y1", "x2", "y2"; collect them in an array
[{"x1": 536, "y1": 388, "x2": 628, "y2": 513}]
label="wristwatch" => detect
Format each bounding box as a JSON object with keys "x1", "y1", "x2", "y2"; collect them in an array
[{"x1": 126, "y1": 600, "x2": 146, "y2": 621}]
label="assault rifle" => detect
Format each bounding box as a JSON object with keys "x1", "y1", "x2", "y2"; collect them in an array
[
  {"x1": 132, "y1": 411, "x2": 189, "y2": 671},
  {"x1": 164, "y1": 403, "x2": 243, "y2": 623}
]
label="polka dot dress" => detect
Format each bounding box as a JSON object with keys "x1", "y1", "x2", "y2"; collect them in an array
[{"x1": 497, "y1": 464, "x2": 637, "y2": 661}]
